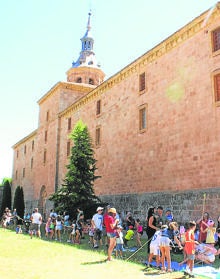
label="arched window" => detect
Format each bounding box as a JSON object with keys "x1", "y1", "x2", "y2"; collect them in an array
[
  {"x1": 76, "y1": 77, "x2": 82, "y2": 83},
  {"x1": 89, "y1": 78, "x2": 94, "y2": 85}
]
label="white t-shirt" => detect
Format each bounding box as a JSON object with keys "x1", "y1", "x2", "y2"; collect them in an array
[
  {"x1": 92, "y1": 213, "x2": 103, "y2": 230},
  {"x1": 150, "y1": 230, "x2": 161, "y2": 247},
  {"x1": 31, "y1": 212, "x2": 42, "y2": 224}
]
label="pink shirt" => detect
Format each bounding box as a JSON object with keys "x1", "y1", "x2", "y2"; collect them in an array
[{"x1": 104, "y1": 214, "x2": 115, "y2": 233}]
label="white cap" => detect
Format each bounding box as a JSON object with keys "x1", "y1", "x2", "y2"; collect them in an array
[{"x1": 96, "y1": 207, "x2": 104, "y2": 211}]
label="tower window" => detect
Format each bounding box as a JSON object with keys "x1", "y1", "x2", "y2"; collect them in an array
[
  {"x1": 214, "y1": 73, "x2": 220, "y2": 103},
  {"x1": 77, "y1": 77, "x2": 82, "y2": 83},
  {"x1": 139, "y1": 105, "x2": 147, "y2": 131},
  {"x1": 24, "y1": 145, "x2": 26, "y2": 155},
  {"x1": 139, "y1": 72, "x2": 146, "y2": 92},
  {"x1": 17, "y1": 150, "x2": 19, "y2": 158},
  {"x1": 212, "y1": 27, "x2": 220, "y2": 52},
  {"x1": 32, "y1": 140, "x2": 34, "y2": 151},
  {"x1": 23, "y1": 168, "x2": 25, "y2": 178},
  {"x1": 96, "y1": 100, "x2": 101, "y2": 115},
  {"x1": 67, "y1": 141, "x2": 71, "y2": 156},
  {"x1": 95, "y1": 126, "x2": 101, "y2": 147},
  {"x1": 68, "y1": 117, "x2": 72, "y2": 131},
  {"x1": 46, "y1": 110, "x2": 49, "y2": 122},
  {"x1": 89, "y1": 78, "x2": 94, "y2": 85},
  {"x1": 15, "y1": 170, "x2": 18, "y2": 180},
  {"x1": 43, "y1": 150, "x2": 47, "y2": 164}
]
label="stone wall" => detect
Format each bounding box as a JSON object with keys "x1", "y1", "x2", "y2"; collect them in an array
[{"x1": 100, "y1": 187, "x2": 220, "y2": 224}]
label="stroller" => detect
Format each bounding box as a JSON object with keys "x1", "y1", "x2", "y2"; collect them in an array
[{"x1": 23, "y1": 219, "x2": 31, "y2": 233}]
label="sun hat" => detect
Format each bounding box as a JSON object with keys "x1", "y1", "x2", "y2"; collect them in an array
[
  {"x1": 96, "y1": 206, "x2": 104, "y2": 211},
  {"x1": 108, "y1": 207, "x2": 116, "y2": 214}
]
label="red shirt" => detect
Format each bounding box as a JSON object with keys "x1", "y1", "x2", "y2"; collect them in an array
[
  {"x1": 104, "y1": 214, "x2": 115, "y2": 233},
  {"x1": 184, "y1": 229, "x2": 195, "y2": 255}
]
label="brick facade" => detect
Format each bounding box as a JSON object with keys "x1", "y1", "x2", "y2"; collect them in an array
[{"x1": 12, "y1": 6, "x2": 220, "y2": 221}]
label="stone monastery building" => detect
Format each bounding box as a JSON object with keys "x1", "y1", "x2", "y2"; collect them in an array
[{"x1": 12, "y1": 5, "x2": 220, "y2": 221}]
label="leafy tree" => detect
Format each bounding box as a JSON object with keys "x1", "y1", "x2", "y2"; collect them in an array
[
  {"x1": 0, "y1": 178, "x2": 12, "y2": 216},
  {"x1": 49, "y1": 120, "x2": 101, "y2": 219},
  {"x1": 13, "y1": 186, "x2": 25, "y2": 219}
]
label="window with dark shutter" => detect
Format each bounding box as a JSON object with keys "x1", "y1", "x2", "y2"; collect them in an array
[
  {"x1": 139, "y1": 72, "x2": 146, "y2": 92},
  {"x1": 213, "y1": 27, "x2": 220, "y2": 52}
]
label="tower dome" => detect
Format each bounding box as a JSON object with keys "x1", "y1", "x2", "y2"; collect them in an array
[{"x1": 66, "y1": 11, "x2": 105, "y2": 86}]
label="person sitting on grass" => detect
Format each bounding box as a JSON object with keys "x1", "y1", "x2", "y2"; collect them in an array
[{"x1": 124, "y1": 225, "x2": 134, "y2": 248}]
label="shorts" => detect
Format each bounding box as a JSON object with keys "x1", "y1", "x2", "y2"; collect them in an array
[
  {"x1": 186, "y1": 254, "x2": 195, "y2": 260},
  {"x1": 94, "y1": 229, "x2": 102, "y2": 240},
  {"x1": 45, "y1": 227, "x2": 50, "y2": 233},
  {"x1": 107, "y1": 232, "x2": 117, "y2": 238},
  {"x1": 89, "y1": 230, "x2": 94, "y2": 237},
  {"x1": 116, "y1": 243, "x2": 123, "y2": 251},
  {"x1": 55, "y1": 225, "x2": 62, "y2": 230},
  {"x1": 150, "y1": 245, "x2": 160, "y2": 256},
  {"x1": 30, "y1": 223, "x2": 40, "y2": 231},
  {"x1": 160, "y1": 236, "x2": 171, "y2": 247}
]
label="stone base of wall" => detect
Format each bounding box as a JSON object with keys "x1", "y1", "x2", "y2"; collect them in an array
[{"x1": 100, "y1": 187, "x2": 220, "y2": 224}]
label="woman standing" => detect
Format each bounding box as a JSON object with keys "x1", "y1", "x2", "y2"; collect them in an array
[
  {"x1": 104, "y1": 207, "x2": 119, "y2": 261},
  {"x1": 196, "y1": 212, "x2": 209, "y2": 243},
  {"x1": 146, "y1": 207, "x2": 158, "y2": 253}
]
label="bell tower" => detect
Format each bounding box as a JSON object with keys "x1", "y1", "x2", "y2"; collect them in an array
[{"x1": 66, "y1": 11, "x2": 105, "y2": 86}]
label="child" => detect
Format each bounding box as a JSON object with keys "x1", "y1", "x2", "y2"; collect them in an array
[
  {"x1": 202, "y1": 219, "x2": 216, "y2": 246},
  {"x1": 49, "y1": 217, "x2": 56, "y2": 240},
  {"x1": 88, "y1": 223, "x2": 95, "y2": 246},
  {"x1": 55, "y1": 215, "x2": 63, "y2": 241},
  {"x1": 67, "y1": 222, "x2": 76, "y2": 243},
  {"x1": 135, "y1": 218, "x2": 143, "y2": 247},
  {"x1": 45, "y1": 217, "x2": 51, "y2": 238},
  {"x1": 184, "y1": 221, "x2": 197, "y2": 278},
  {"x1": 165, "y1": 209, "x2": 174, "y2": 224},
  {"x1": 16, "y1": 225, "x2": 22, "y2": 234},
  {"x1": 159, "y1": 222, "x2": 183, "y2": 273},
  {"x1": 124, "y1": 225, "x2": 134, "y2": 248},
  {"x1": 147, "y1": 229, "x2": 161, "y2": 269},
  {"x1": 115, "y1": 225, "x2": 124, "y2": 258}
]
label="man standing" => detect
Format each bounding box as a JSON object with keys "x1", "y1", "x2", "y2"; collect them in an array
[
  {"x1": 157, "y1": 206, "x2": 166, "y2": 227},
  {"x1": 30, "y1": 208, "x2": 42, "y2": 238},
  {"x1": 91, "y1": 206, "x2": 104, "y2": 248}
]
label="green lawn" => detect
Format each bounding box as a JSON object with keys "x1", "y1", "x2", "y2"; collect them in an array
[{"x1": 0, "y1": 228, "x2": 216, "y2": 279}]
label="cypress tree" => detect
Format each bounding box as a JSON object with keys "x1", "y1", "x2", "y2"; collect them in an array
[
  {"x1": 13, "y1": 186, "x2": 25, "y2": 219},
  {"x1": 49, "y1": 120, "x2": 101, "y2": 218},
  {"x1": 0, "y1": 179, "x2": 12, "y2": 216}
]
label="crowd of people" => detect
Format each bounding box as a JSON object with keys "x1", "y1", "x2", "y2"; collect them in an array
[{"x1": 1, "y1": 205, "x2": 220, "y2": 276}]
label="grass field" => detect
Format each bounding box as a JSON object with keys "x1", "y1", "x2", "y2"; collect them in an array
[{"x1": 0, "y1": 227, "x2": 216, "y2": 279}]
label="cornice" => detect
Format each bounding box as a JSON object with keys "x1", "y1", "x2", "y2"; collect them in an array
[
  {"x1": 37, "y1": 81, "x2": 94, "y2": 105},
  {"x1": 66, "y1": 66, "x2": 105, "y2": 75},
  {"x1": 59, "y1": 5, "x2": 220, "y2": 119},
  {"x1": 12, "y1": 129, "x2": 37, "y2": 149}
]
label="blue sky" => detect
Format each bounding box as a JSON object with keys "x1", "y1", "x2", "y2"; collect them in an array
[{"x1": 0, "y1": 0, "x2": 217, "y2": 182}]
